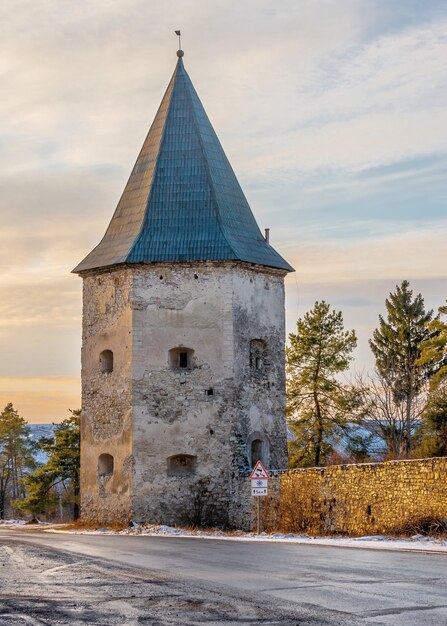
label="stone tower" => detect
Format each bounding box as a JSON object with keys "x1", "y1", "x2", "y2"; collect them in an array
[{"x1": 73, "y1": 50, "x2": 293, "y2": 527}]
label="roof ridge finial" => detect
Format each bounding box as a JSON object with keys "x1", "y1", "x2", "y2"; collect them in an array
[{"x1": 174, "y1": 30, "x2": 184, "y2": 57}]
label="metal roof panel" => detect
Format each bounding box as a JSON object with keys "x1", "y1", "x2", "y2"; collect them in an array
[{"x1": 73, "y1": 55, "x2": 293, "y2": 273}]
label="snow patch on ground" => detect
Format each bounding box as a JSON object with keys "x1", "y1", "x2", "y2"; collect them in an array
[
  {"x1": 0, "y1": 519, "x2": 53, "y2": 528},
  {"x1": 43, "y1": 523, "x2": 447, "y2": 553}
]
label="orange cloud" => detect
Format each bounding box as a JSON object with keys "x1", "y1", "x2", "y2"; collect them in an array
[{"x1": 0, "y1": 376, "x2": 80, "y2": 423}]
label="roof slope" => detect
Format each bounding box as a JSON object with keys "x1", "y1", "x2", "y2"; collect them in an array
[{"x1": 73, "y1": 54, "x2": 293, "y2": 273}]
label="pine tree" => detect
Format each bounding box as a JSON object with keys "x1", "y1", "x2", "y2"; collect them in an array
[
  {"x1": 418, "y1": 302, "x2": 447, "y2": 388},
  {"x1": 17, "y1": 410, "x2": 80, "y2": 520},
  {"x1": 411, "y1": 303, "x2": 447, "y2": 458},
  {"x1": 369, "y1": 280, "x2": 433, "y2": 454},
  {"x1": 0, "y1": 403, "x2": 36, "y2": 519},
  {"x1": 287, "y1": 301, "x2": 357, "y2": 467},
  {"x1": 413, "y1": 381, "x2": 447, "y2": 458}
]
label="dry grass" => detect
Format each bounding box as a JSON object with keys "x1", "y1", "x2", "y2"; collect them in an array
[
  {"x1": 389, "y1": 515, "x2": 447, "y2": 538},
  {"x1": 64, "y1": 521, "x2": 241, "y2": 534},
  {"x1": 67, "y1": 520, "x2": 131, "y2": 532}
]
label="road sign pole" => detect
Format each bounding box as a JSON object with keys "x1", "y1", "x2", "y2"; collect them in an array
[{"x1": 250, "y1": 460, "x2": 270, "y2": 534}]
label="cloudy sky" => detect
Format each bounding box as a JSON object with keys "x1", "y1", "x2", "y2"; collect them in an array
[{"x1": 1, "y1": 0, "x2": 446, "y2": 422}]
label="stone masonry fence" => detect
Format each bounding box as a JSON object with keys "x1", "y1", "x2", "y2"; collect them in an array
[{"x1": 238, "y1": 457, "x2": 447, "y2": 535}]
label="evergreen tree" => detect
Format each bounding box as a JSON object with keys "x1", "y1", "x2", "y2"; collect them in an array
[
  {"x1": 17, "y1": 410, "x2": 80, "y2": 520},
  {"x1": 413, "y1": 381, "x2": 447, "y2": 458},
  {"x1": 0, "y1": 403, "x2": 36, "y2": 519},
  {"x1": 418, "y1": 302, "x2": 447, "y2": 388},
  {"x1": 412, "y1": 303, "x2": 447, "y2": 458},
  {"x1": 369, "y1": 281, "x2": 433, "y2": 453},
  {"x1": 287, "y1": 301, "x2": 357, "y2": 467}
]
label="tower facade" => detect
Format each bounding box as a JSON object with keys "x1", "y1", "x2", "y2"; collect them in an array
[{"x1": 74, "y1": 51, "x2": 293, "y2": 527}]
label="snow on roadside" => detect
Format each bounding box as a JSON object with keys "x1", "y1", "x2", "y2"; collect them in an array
[
  {"x1": 0, "y1": 519, "x2": 54, "y2": 528},
  {"x1": 43, "y1": 523, "x2": 447, "y2": 553}
]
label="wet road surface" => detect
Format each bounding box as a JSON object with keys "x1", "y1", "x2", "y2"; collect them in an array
[{"x1": 0, "y1": 529, "x2": 446, "y2": 625}]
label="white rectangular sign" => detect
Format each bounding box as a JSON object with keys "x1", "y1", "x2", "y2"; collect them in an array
[
  {"x1": 251, "y1": 479, "x2": 268, "y2": 488},
  {"x1": 252, "y1": 487, "x2": 268, "y2": 496}
]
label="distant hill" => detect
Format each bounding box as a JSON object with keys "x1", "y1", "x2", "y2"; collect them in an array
[{"x1": 28, "y1": 424, "x2": 56, "y2": 464}]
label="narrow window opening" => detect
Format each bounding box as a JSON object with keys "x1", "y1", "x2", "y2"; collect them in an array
[
  {"x1": 366, "y1": 505, "x2": 372, "y2": 516},
  {"x1": 250, "y1": 339, "x2": 267, "y2": 373},
  {"x1": 98, "y1": 453, "x2": 114, "y2": 477},
  {"x1": 194, "y1": 274, "x2": 198, "y2": 280},
  {"x1": 179, "y1": 352, "x2": 188, "y2": 368},
  {"x1": 251, "y1": 439, "x2": 263, "y2": 466},
  {"x1": 206, "y1": 388, "x2": 214, "y2": 396},
  {"x1": 167, "y1": 454, "x2": 197, "y2": 477},
  {"x1": 159, "y1": 275, "x2": 163, "y2": 280},
  {"x1": 99, "y1": 350, "x2": 113, "y2": 374}
]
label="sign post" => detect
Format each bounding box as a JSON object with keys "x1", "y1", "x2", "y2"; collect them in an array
[{"x1": 249, "y1": 460, "x2": 270, "y2": 534}]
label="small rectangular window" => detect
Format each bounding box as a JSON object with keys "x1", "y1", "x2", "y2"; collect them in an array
[
  {"x1": 179, "y1": 352, "x2": 188, "y2": 368},
  {"x1": 169, "y1": 347, "x2": 194, "y2": 370},
  {"x1": 167, "y1": 454, "x2": 197, "y2": 477}
]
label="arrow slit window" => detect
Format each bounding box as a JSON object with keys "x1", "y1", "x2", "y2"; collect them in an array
[{"x1": 249, "y1": 339, "x2": 267, "y2": 373}]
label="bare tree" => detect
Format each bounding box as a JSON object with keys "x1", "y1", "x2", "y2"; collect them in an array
[{"x1": 354, "y1": 372, "x2": 428, "y2": 459}]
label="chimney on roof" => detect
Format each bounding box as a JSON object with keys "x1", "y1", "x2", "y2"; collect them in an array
[{"x1": 264, "y1": 228, "x2": 270, "y2": 244}]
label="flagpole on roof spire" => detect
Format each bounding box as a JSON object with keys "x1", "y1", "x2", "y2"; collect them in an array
[{"x1": 175, "y1": 30, "x2": 181, "y2": 51}]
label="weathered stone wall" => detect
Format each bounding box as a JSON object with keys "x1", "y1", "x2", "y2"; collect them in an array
[
  {"x1": 131, "y1": 262, "x2": 236, "y2": 526},
  {"x1": 231, "y1": 266, "x2": 288, "y2": 472},
  {"x1": 131, "y1": 262, "x2": 288, "y2": 527},
  {"x1": 80, "y1": 269, "x2": 134, "y2": 524},
  {"x1": 258, "y1": 457, "x2": 447, "y2": 536},
  {"x1": 79, "y1": 261, "x2": 288, "y2": 528},
  {"x1": 227, "y1": 265, "x2": 288, "y2": 528}
]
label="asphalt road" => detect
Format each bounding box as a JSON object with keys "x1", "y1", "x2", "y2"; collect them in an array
[{"x1": 1, "y1": 528, "x2": 446, "y2": 625}]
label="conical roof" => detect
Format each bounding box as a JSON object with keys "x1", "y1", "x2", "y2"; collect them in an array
[{"x1": 73, "y1": 52, "x2": 293, "y2": 274}]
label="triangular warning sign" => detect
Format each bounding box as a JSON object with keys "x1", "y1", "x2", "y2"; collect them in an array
[{"x1": 250, "y1": 460, "x2": 270, "y2": 480}]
